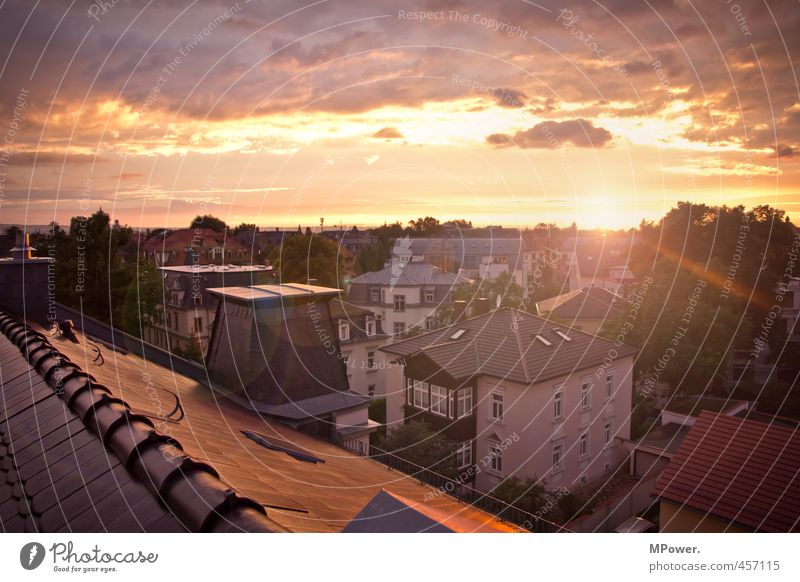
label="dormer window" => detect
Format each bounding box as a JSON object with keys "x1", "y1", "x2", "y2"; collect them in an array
[
  {"x1": 338, "y1": 321, "x2": 350, "y2": 341},
  {"x1": 369, "y1": 287, "x2": 379, "y2": 302},
  {"x1": 366, "y1": 317, "x2": 376, "y2": 336},
  {"x1": 424, "y1": 288, "x2": 435, "y2": 303}
]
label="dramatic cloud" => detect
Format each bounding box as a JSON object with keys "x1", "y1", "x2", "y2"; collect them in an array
[
  {"x1": 372, "y1": 127, "x2": 404, "y2": 139},
  {"x1": 486, "y1": 119, "x2": 613, "y2": 149}
]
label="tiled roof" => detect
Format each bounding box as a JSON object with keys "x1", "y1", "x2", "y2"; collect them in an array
[
  {"x1": 0, "y1": 312, "x2": 281, "y2": 532},
  {"x1": 349, "y1": 262, "x2": 470, "y2": 287},
  {"x1": 536, "y1": 287, "x2": 630, "y2": 320},
  {"x1": 654, "y1": 411, "x2": 800, "y2": 532},
  {"x1": 2, "y1": 315, "x2": 515, "y2": 532},
  {"x1": 382, "y1": 308, "x2": 637, "y2": 384}
]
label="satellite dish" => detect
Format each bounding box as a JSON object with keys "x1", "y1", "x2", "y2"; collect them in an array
[{"x1": 496, "y1": 295, "x2": 502, "y2": 309}]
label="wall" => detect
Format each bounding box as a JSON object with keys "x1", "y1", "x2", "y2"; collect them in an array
[
  {"x1": 473, "y1": 355, "x2": 635, "y2": 493},
  {"x1": 659, "y1": 501, "x2": 750, "y2": 533}
]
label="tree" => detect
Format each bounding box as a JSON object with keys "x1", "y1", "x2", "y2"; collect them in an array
[
  {"x1": 354, "y1": 244, "x2": 387, "y2": 275},
  {"x1": 376, "y1": 420, "x2": 458, "y2": 478},
  {"x1": 408, "y1": 216, "x2": 442, "y2": 236},
  {"x1": 492, "y1": 476, "x2": 547, "y2": 514},
  {"x1": 120, "y1": 260, "x2": 164, "y2": 337},
  {"x1": 191, "y1": 214, "x2": 226, "y2": 232},
  {"x1": 232, "y1": 222, "x2": 257, "y2": 236},
  {"x1": 270, "y1": 232, "x2": 344, "y2": 288}
]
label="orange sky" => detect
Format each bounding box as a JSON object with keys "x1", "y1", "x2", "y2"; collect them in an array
[{"x1": 0, "y1": 0, "x2": 797, "y2": 229}]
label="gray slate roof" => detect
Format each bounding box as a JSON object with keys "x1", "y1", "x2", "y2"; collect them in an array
[
  {"x1": 349, "y1": 262, "x2": 470, "y2": 287},
  {"x1": 382, "y1": 308, "x2": 637, "y2": 385},
  {"x1": 536, "y1": 287, "x2": 630, "y2": 319}
]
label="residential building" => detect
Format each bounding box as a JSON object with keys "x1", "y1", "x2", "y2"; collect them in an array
[
  {"x1": 536, "y1": 286, "x2": 631, "y2": 335},
  {"x1": 655, "y1": 411, "x2": 800, "y2": 532},
  {"x1": 561, "y1": 234, "x2": 636, "y2": 295},
  {"x1": 329, "y1": 298, "x2": 391, "y2": 408},
  {"x1": 321, "y1": 226, "x2": 378, "y2": 255},
  {"x1": 141, "y1": 228, "x2": 252, "y2": 266},
  {"x1": 146, "y1": 264, "x2": 275, "y2": 354},
  {"x1": 382, "y1": 308, "x2": 637, "y2": 493},
  {"x1": 393, "y1": 236, "x2": 529, "y2": 289},
  {"x1": 347, "y1": 261, "x2": 470, "y2": 338}
]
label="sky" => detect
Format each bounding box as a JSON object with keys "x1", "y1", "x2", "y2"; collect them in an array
[{"x1": 0, "y1": 0, "x2": 797, "y2": 230}]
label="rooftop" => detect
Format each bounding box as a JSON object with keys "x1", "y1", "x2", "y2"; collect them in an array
[
  {"x1": 349, "y1": 262, "x2": 470, "y2": 287},
  {"x1": 382, "y1": 308, "x2": 637, "y2": 385},
  {"x1": 159, "y1": 264, "x2": 273, "y2": 273},
  {"x1": 1, "y1": 312, "x2": 515, "y2": 533},
  {"x1": 536, "y1": 287, "x2": 630, "y2": 320},
  {"x1": 207, "y1": 283, "x2": 342, "y2": 302},
  {"x1": 654, "y1": 411, "x2": 800, "y2": 532}
]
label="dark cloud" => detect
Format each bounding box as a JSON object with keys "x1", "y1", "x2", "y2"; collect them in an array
[
  {"x1": 774, "y1": 144, "x2": 795, "y2": 158},
  {"x1": 372, "y1": 127, "x2": 404, "y2": 139},
  {"x1": 111, "y1": 172, "x2": 145, "y2": 180},
  {"x1": 9, "y1": 152, "x2": 108, "y2": 166},
  {"x1": 491, "y1": 88, "x2": 526, "y2": 108},
  {"x1": 486, "y1": 119, "x2": 613, "y2": 149}
]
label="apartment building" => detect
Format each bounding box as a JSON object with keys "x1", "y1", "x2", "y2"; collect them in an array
[
  {"x1": 347, "y1": 261, "x2": 470, "y2": 338},
  {"x1": 382, "y1": 308, "x2": 637, "y2": 493},
  {"x1": 536, "y1": 286, "x2": 631, "y2": 335},
  {"x1": 141, "y1": 228, "x2": 252, "y2": 267},
  {"x1": 561, "y1": 234, "x2": 636, "y2": 295}
]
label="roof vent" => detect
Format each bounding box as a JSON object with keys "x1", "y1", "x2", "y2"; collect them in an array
[
  {"x1": 450, "y1": 328, "x2": 467, "y2": 340},
  {"x1": 554, "y1": 329, "x2": 572, "y2": 342},
  {"x1": 534, "y1": 334, "x2": 552, "y2": 346}
]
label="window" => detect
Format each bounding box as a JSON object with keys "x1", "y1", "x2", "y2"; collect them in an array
[
  {"x1": 194, "y1": 316, "x2": 202, "y2": 333},
  {"x1": 366, "y1": 318, "x2": 376, "y2": 336},
  {"x1": 489, "y1": 442, "x2": 503, "y2": 474},
  {"x1": 193, "y1": 294, "x2": 202, "y2": 307},
  {"x1": 393, "y1": 295, "x2": 406, "y2": 312},
  {"x1": 450, "y1": 328, "x2": 466, "y2": 340},
  {"x1": 406, "y1": 377, "x2": 413, "y2": 405},
  {"x1": 580, "y1": 382, "x2": 591, "y2": 409},
  {"x1": 579, "y1": 432, "x2": 589, "y2": 457},
  {"x1": 605, "y1": 374, "x2": 614, "y2": 400},
  {"x1": 457, "y1": 387, "x2": 473, "y2": 418},
  {"x1": 490, "y1": 391, "x2": 504, "y2": 421},
  {"x1": 604, "y1": 422, "x2": 612, "y2": 445},
  {"x1": 368, "y1": 384, "x2": 375, "y2": 397},
  {"x1": 553, "y1": 390, "x2": 564, "y2": 420},
  {"x1": 430, "y1": 385, "x2": 448, "y2": 416},
  {"x1": 425, "y1": 317, "x2": 435, "y2": 330},
  {"x1": 456, "y1": 441, "x2": 472, "y2": 469},
  {"x1": 424, "y1": 289, "x2": 435, "y2": 303},
  {"x1": 552, "y1": 444, "x2": 563, "y2": 471},
  {"x1": 367, "y1": 351, "x2": 376, "y2": 370},
  {"x1": 535, "y1": 334, "x2": 552, "y2": 346},
  {"x1": 393, "y1": 322, "x2": 406, "y2": 337},
  {"x1": 413, "y1": 380, "x2": 429, "y2": 409},
  {"x1": 369, "y1": 287, "x2": 379, "y2": 302},
  {"x1": 338, "y1": 322, "x2": 350, "y2": 341}
]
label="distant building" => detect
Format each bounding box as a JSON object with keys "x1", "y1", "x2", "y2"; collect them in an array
[
  {"x1": 142, "y1": 228, "x2": 252, "y2": 267},
  {"x1": 561, "y1": 234, "x2": 636, "y2": 295},
  {"x1": 393, "y1": 237, "x2": 529, "y2": 290},
  {"x1": 382, "y1": 308, "x2": 637, "y2": 493},
  {"x1": 329, "y1": 298, "x2": 391, "y2": 406},
  {"x1": 655, "y1": 411, "x2": 800, "y2": 532},
  {"x1": 536, "y1": 287, "x2": 630, "y2": 335},
  {"x1": 322, "y1": 226, "x2": 378, "y2": 255},
  {"x1": 347, "y1": 261, "x2": 470, "y2": 338},
  {"x1": 146, "y1": 264, "x2": 275, "y2": 354}
]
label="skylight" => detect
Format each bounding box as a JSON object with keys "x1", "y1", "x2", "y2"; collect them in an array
[
  {"x1": 242, "y1": 430, "x2": 324, "y2": 464},
  {"x1": 450, "y1": 328, "x2": 467, "y2": 340},
  {"x1": 534, "y1": 334, "x2": 552, "y2": 346},
  {"x1": 554, "y1": 330, "x2": 572, "y2": 342}
]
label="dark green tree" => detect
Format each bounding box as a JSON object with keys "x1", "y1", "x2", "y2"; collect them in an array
[
  {"x1": 376, "y1": 420, "x2": 458, "y2": 478},
  {"x1": 191, "y1": 214, "x2": 227, "y2": 232},
  {"x1": 270, "y1": 232, "x2": 344, "y2": 288}
]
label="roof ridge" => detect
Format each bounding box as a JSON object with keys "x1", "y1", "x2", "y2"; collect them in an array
[{"x1": 0, "y1": 311, "x2": 283, "y2": 533}]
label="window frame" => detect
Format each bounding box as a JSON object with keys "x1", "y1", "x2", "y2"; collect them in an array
[
  {"x1": 430, "y1": 384, "x2": 448, "y2": 416},
  {"x1": 490, "y1": 391, "x2": 504, "y2": 422},
  {"x1": 457, "y1": 387, "x2": 473, "y2": 419},
  {"x1": 552, "y1": 443, "x2": 563, "y2": 472},
  {"x1": 424, "y1": 288, "x2": 435, "y2": 303},
  {"x1": 579, "y1": 432, "x2": 589, "y2": 458},
  {"x1": 338, "y1": 321, "x2": 350, "y2": 341},
  {"x1": 604, "y1": 422, "x2": 612, "y2": 446},
  {"x1": 580, "y1": 381, "x2": 592, "y2": 410},
  {"x1": 456, "y1": 440, "x2": 473, "y2": 469},
  {"x1": 605, "y1": 373, "x2": 615, "y2": 400},
  {"x1": 413, "y1": 380, "x2": 429, "y2": 409},
  {"x1": 553, "y1": 390, "x2": 564, "y2": 420},
  {"x1": 488, "y1": 442, "x2": 503, "y2": 474},
  {"x1": 365, "y1": 318, "x2": 376, "y2": 336},
  {"x1": 393, "y1": 294, "x2": 406, "y2": 312}
]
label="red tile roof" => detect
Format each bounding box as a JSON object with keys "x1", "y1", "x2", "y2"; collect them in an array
[{"x1": 654, "y1": 411, "x2": 800, "y2": 532}]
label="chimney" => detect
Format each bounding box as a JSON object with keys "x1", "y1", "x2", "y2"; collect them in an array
[
  {"x1": 473, "y1": 297, "x2": 490, "y2": 316},
  {"x1": 0, "y1": 229, "x2": 53, "y2": 323},
  {"x1": 453, "y1": 299, "x2": 467, "y2": 322}
]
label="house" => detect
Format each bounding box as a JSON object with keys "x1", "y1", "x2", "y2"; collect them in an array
[
  {"x1": 660, "y1": 395, "x2": 749, "y2": 427},
  {"x1": 329, "y1": 298, "x2": 390, "y2": 405},
  {"x1": 322, "y1": 226, "x2": 378, "y2": 255},
  {"x1": 536, "y1": 287, "x2": 631, "y2": 335},
  {"x1": 146, "y1": 264, "x2": 275, "y2": 354},
  {"x1": 654, "y1": 411, "x2": 800, "y2": 532},
  {"x1": 347, "y1": 261, "x2": 470, "y2": 338},
  {"x1": 381, "y1": 308, "x2": 637, "y2": 493},
  {"x1": 561, "y1": 234, "x2": 636, "y2": 295},
  {"x1": 141, "y1": 228, "x2": 252, "y2": 266},
  {"x1": 393, "y1": 237, "x2": 529, "y2": 290}
]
